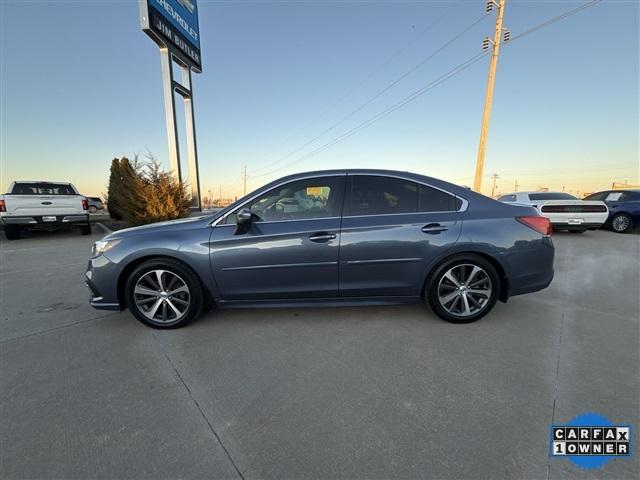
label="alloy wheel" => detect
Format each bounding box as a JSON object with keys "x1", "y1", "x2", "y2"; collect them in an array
[
  {"x1": 437, "y1": 263, "x2": 492, "y2": 318},
  {"x1": 133, "y1": 269, "x2": 191, "y2": 323},
  {"x1": 612, "y1": 215, "x2": 630, "y2": 232}
]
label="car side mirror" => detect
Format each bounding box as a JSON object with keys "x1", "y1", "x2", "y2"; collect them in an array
[{"x1": 234, "y1": 208, "x2": 252, "y2": 235}]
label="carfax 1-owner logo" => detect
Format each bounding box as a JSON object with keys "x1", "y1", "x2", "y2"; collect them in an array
[{"x1": 550, "y1": 412, "x2": 633, "y2": 469}]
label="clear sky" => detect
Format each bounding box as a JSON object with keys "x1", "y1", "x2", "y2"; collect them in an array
[{"x1": 1, "y1": 0, "x2": 638, "y2": 199}]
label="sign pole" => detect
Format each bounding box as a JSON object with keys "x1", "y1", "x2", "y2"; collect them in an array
[
  {"x1": 139, "y1": 0, "x2": 203, "y2": 211},
  {"x1": 181, "y1": 64, "x2": 202, "y2": 210},
  {"x1": 159, "y1": 48, "x2": 182, "y2": 182}
]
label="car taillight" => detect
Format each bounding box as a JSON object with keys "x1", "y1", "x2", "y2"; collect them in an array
[
  {"x1": 82, "y1": 199, "x2": 89, "y2": 210},
  {"x1": 0, "y1": 199, "x2": 5, "y2": 212},
  {"x1": 516, "y1": 215, "x2": 552, "y2": 235}
]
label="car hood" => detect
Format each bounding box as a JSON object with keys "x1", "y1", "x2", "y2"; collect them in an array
[{"x1": 105, "y1": 215, "x2": 213, "y2": 239}]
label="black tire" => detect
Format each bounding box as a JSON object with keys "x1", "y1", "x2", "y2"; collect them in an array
[
  {"x1": 610, "y1": 213, "x2": 632, "y2": 233},
  {"x1": 3, "y1": 225, "x2": 21, "y2": 240},
  {"x1": 569, "y1": 230, "x2": 585, "y2": 234},
  {"x1": 124, "y1": 258, "x2": 204, "y2": 329},
  {"x1": 425, "y1": 254, "x2": 500, "y2": 324},
  {"x1": 79, "y1": 224, "x2": 92, "y2": 235}
]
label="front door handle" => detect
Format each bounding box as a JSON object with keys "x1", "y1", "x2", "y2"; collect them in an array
[
  {"x1": 421, "y1": 223, "x2": 448, "y2": 234},
  {"x1": 309, "y1": 232, "x2": 337, "y2": 242}
]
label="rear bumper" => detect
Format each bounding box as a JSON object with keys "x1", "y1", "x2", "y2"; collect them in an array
[
  {"x1": 2, "y1": 214, "x2": 89, "y2": 226},
  {"x1": 501, "y1": 237, "x2": 555, "y2": 298},
  {"x1": 544, "y1": 212, "x2": 608, "y2": 228},
  {"x1": 551, "y1": 222, "x2": 602, "y2": 231}
]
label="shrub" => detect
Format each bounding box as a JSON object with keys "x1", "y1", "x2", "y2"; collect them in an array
[
  {"x1": 106, "y1": 156, "x2": 191, "y2": 225},
  {"x1": 136, "y1": 160, "x2": 191, "y2": 224}
]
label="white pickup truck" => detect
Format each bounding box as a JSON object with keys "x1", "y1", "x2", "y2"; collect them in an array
[{"x1": 0, "y1": 181, "x2": 91, "y2": 240}]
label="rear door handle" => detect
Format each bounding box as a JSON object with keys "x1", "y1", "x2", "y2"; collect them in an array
[
  {"x1": 309, "y1": 232, "x2": 337, "y2": 242},
  {"x1": 421, "y1": 223, "x2": 448, "y2": 234}
]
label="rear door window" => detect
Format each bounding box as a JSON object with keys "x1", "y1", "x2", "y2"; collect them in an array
[
  {"x1": 528, "y1": 192, "x2": 578, "y2": 201},
  {"x1": 348, "y1": 176, "x2": 418, "y2": 216}
]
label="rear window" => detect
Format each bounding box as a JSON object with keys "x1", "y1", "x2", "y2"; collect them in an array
[
  {"x1": 347, "y1": 176, "x2": 460, "y2": 216},
  {"x1": 10, "y1": 183, "x2": 76, "y2": 195},
  {"x1": 498, "y1": 194, "x2": 517, "y2": 202},
  {"x1": 528, "y1": 192, "x2": 577, "y2": 201},
  {"x1": 419, "y1": 185, "x2": 461, "y2": 212}
]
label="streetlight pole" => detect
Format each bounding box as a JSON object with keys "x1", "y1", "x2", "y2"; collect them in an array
[{"x1": 473, "y1": 0, "x2": 507, "y2": 193}]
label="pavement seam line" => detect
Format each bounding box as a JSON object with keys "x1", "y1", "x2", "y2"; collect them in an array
[
  {"x1": 152, "y1": 332, "x2": 246, "y2": 480},
  {"x1": 0, "y1": 313, "x2": 117, "y2": 343},
  {"x1": 95, "y1": 222, "x2": 113, "y2": 234},
  {"x1": 546, "y1": 251, "x2": 570, "y2": 480}
]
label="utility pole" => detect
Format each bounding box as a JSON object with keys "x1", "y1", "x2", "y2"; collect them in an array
[
  {"x1": 514, "y1": 179, "x2": 518, "y2": 192},
  {"x1": 473, "y1": 0, "x2": 508, "y2": 193},
  {"x1": 242, "y1": 166, "x2": 248, "y2": 196},
  {"x1": 219, "y1": 184, "x2": 222, "y2": 201},
  {"x1": 490, "y1": 173, "x2": 499, "y2": 198}
]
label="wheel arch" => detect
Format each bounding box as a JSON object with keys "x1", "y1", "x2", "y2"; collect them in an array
[
  {"x1": 422, "y1": 250, "x2": 509, "y2": 303},
  {"x1": 117, "y1": 255, "x2": 215, "y2": 309}
]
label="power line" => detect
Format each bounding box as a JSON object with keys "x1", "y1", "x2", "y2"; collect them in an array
[
  {"x1": 255, "y1": 52, "x2": 489, "y2": 179},
  {"x1": 252, "y1": 12, "x2": 491, "y2": 178},
  {"x1": 252, "y1": 0, "x2": 604, "y2": 179},
  {"x1": 250, "y1": 0, "x2": 463, "y2": 174}
]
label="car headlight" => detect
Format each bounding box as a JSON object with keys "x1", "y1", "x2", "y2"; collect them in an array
[{"x1": 92, "y1": 239, "x2": 121, "y2": 257}]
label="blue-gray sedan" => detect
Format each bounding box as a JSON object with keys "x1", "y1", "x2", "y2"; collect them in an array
[{"x1": 86, "y1": 169, "x2": 554, "y2": 328}]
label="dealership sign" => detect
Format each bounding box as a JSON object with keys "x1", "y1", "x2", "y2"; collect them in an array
[{"x1": 140, "y1": 0, "x2": 202, "y2": 70}]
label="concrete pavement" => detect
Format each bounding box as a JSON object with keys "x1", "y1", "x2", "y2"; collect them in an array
[{"x1": 1, "y1": 227, "x2": 638, "y2": 479}]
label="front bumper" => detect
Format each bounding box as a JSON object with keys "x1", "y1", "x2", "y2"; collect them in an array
[{"x1": 85, "y1": 254, "x2": 123, "y2": 311}]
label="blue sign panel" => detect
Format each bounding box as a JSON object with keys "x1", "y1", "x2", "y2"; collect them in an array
[{"x1": 141, "y1": 0, "x2": 202, "y2": 70}]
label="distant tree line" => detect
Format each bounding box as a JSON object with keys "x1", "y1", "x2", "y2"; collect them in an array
[{"x1": 106, "y1": 156, "x2": 191, "y2": 225}]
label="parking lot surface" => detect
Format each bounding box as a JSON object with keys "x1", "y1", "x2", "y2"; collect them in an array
[{"x1": 1, "y1": 227, "x2": 638, "y2": 479}]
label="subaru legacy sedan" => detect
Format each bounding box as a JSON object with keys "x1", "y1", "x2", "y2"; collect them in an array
[{"x1": 86, "y1": 170, "x2": 554, "y2": 328}]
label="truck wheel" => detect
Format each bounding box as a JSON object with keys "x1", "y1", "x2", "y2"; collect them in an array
[
  {"x1": 4, "y1": 226, "x2": 21, "y2": 240},
  {"x1": 79, "y1": 224, "x2": 92, "y2": 235}
]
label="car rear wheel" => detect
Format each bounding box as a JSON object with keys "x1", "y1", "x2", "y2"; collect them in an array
[
  {"x1": 610, "y1": 213, "x2": 632, "y2": 233},
  {"x1": 124, "y1": 259, "x2": 203, "y2": 328},
  {"x1": 3, "y1": 225, "x2": 21, "y2": 240},
  {"x1": 426, "y1": 254, "x2": 500, "y2": 323}
]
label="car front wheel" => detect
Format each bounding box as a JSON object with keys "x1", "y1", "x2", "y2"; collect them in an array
[
  {"x1": 610, "y1": 213, "x2": 632, "y2": 233},
  {"x1": 124, "y1": 259, "x2": 204, "y2": 328},
  {"x1": 426, "y1": 254, "x2": 500, "y2": 323}
]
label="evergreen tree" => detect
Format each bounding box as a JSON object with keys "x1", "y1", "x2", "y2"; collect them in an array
[{"x1": 106, "y1": 158, "x2": 123, "y2": 220}]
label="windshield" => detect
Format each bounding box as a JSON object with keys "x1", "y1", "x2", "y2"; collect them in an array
[
  {"x1": 10, "y1": 182, "x2": 76, "y2": 195},
  {"x1": 528, "y1": 192, "x2": 577, "y2": 201}
]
